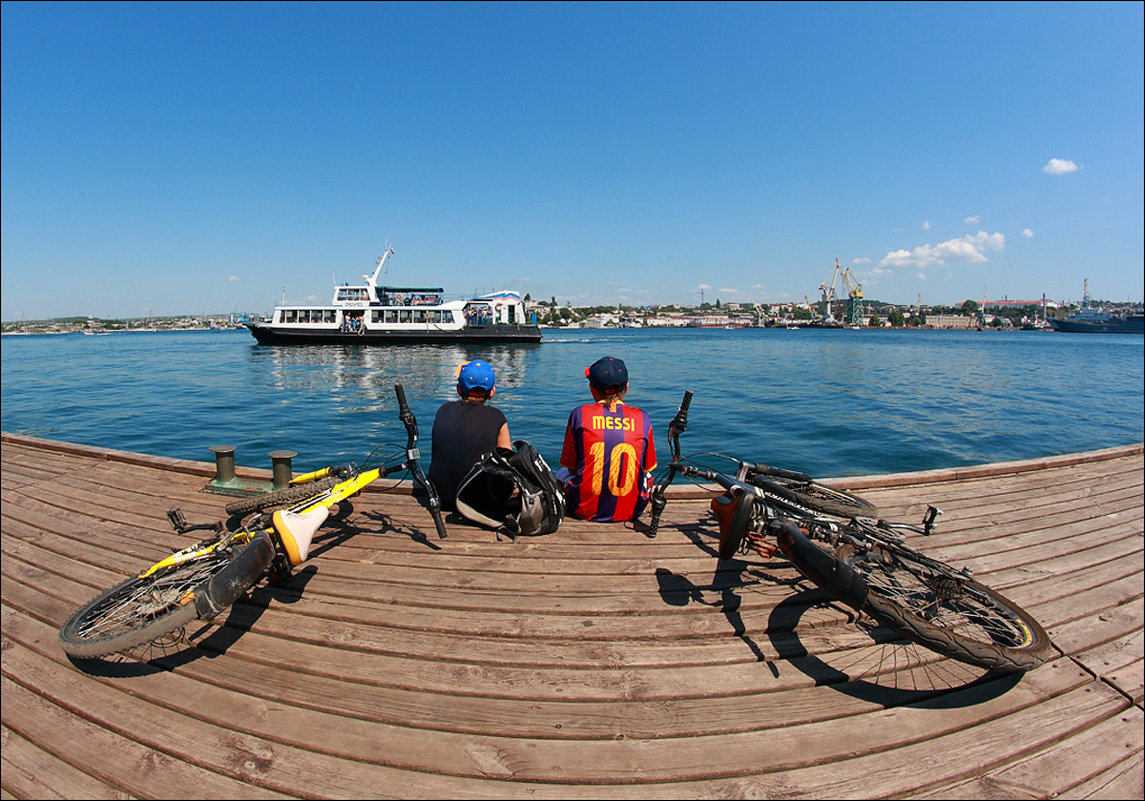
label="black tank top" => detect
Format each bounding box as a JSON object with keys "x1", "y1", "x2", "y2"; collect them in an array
[{"x1": 428, "y1": 400, "x2": 507, "y2": 510}]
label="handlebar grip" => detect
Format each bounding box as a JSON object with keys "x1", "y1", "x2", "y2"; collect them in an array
[
  {"x1": 431, "y1": 509, "x2": 448, "y2": 539},
  {"x1": 648, "y1": 491, "x2": 666, "y2": 538},
  {"x1": 394, "y1": 383, "x2": 414, "y2": 422},
  {"x1": 670, "y1": 390, "x2": 693, "y2": 433}
]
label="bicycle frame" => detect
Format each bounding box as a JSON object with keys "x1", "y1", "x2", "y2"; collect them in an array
[{"x1": 137, "y1": 530, "x2": 256, "y2": 580}]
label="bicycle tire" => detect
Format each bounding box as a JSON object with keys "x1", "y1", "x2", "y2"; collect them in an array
[
  {"x1": 59, "y1": 532, "x2": 274, "y2": 659},
  {"x1": 839, "y1": 543, "x2": 1051, "y2": 673},
  {"x1": 753, "y1": 475, "x2": 878, "y2": 519},
  {"x1": 224, "y1": 475, "x2": 342, "y2": 516}
]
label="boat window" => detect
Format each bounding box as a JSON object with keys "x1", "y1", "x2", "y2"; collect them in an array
[
  {"x1": 299, "y1": 310, "x2": 311, "y2": 324},
  {"x1": 430, "y1": 310, "x2": 442, "y2": 323},
  {"x1": 399, "y1": 310, "x2": 413, "y2": 323},
  {"x1": 325, "y1": 310, "x2": 337, "y2": 323},
  {"x1": 443, "y1": 311, "x2": 454, "y2": 324},
  {"x1": 385, "y1": 310, "x2": 399, "y2": 324},
  {"x1": 415, "y1": 310, "x2": 428, "y2": 323},
  {"x1": 284, "y1": 310, "x2": 298, "y2": 323}
]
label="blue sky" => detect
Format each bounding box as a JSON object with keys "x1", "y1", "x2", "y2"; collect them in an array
[{"x1": 2, "y1": 1, "x2": 1142, "y2": 321}]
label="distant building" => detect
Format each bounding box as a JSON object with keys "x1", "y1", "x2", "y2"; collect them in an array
[
  {"x1": 985, "y1": 299, "x2": 1061, "y2": 310},
  {"x1": 926, "y1": 314, "x2": 976, "y2": 330}
]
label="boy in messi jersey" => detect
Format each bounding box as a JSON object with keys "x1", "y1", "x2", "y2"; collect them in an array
[{"x1": 559, "y1": 356, "x2": 657, "y2": 522}]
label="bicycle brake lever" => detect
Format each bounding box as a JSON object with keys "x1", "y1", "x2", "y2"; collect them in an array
[
  {"x1": 166, "y1": 508, "x2": 188, "y2": 533},
  {"x1": 922, "y1": 505, "x2": 943, "y2": 535}
]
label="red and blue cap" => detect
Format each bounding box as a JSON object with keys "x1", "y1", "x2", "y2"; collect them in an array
[
  {"x1": 457, "y1": 359, "x2": 496, "y2": 395},
  {"x1": 586, "y1": 356, "x2": 628, "y2": 391}
]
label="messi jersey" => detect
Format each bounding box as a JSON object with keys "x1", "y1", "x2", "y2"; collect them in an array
[{"x1": 560, "y1": 403, "x2": 657, "y2": 522}]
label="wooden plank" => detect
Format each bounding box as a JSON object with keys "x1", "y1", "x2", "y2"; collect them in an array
[
  {"x1": 1058, "y1": 752, "x2": 1145, "y2": 800},
  {"x1": 911, "y1": 705, "x2": 1144, "y2": 799},
  {"x1": 1051, "y1": 597, "x2": 1145, "y2": 655},
  {"x1": 1074, "y1": 629, "x2": 1145, "y2": 680},
  {"x1": 0, "y1": 674, "x2": 292, "y2": 800},
  {"x1": 1104, "y1": 657, "x2": 1144, "y2": 705},
  {"x1": 0, "y1": 725, "x2": 130, "y2": 800}
]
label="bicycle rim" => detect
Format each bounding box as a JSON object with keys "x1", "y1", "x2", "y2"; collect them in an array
[
  {"x1": 60, "y1": 546, "x2": 241, "y2": 659},
  {"x1": 840, "y1": 544, "x2": 1052, "y2": 673}
]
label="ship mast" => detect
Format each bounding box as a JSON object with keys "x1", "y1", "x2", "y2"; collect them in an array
[{"x1": 367, "y1": 246, "x2": 396, "y2": 291}]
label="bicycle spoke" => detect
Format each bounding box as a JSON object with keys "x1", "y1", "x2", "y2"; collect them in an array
[
  {"x1": 72, "y1": 558, "x2": 223, "y2": 639},
  {"x1": 852, "y1": 555, "x2": 1030, "y2": 649}
]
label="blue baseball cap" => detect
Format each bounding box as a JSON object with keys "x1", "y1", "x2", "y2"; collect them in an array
[
  {"x1": 457, "y1": 359, "x2": 496, "y2": 395},
  {"x1": 586, "y1": 356, "x2": 628, "y2": 391}
]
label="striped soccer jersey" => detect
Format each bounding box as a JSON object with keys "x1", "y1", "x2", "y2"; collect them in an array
[{"x1": 559, "y1": 402, "x2": 657, "y2": 522}]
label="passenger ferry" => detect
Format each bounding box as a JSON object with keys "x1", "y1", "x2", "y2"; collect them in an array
[{"x1": 244, "y1": 249, "x2": 542, "y2": 345}]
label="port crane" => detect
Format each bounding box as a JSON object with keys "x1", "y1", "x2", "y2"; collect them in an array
[
  {"x1": 819, "y1": 259, "x2": 865, "y2": 325},
  {"x1": 840, "y1": 264, "x2": 864, "y2": 325},
  {"x1": 818, "y1": 262, "x2": 841, "y2": 324}
]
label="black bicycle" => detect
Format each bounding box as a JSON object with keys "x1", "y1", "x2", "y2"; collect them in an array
[
  {"x1": 649, "y1": 390, "x2": 1052, "y2": 674},
  {"x1": 59, "y1": 384, "x2": 445, "y2": 660}
]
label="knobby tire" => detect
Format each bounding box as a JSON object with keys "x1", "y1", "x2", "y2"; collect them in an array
[
  {"x1": 224, "y1": 476, "x2": 342, "y2": 517},
  {"x1": 59, "y1": 534, "x2": 273, "y2": 659},
  {"x1": 755, "y1": 476, "x2": 878, "y2": 519}
]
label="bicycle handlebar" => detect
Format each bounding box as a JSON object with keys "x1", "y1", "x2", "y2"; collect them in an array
[{"x1": 649, "y1": 389, "x2": 694, "y2": 538}]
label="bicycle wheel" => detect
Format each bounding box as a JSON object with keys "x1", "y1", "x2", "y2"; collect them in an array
[
  {"x1": 224, "y1": 476, "x2": 341, "y2": 517},
  {"x1": 752, "y1": 475, "x2": 877, "y2": 519},
  {"x1": 59, "y1": 532, "x2": 274, "y2": 659},
  {"x1": 838, "y1": 542, "x2": 1051, "y2": 672}
]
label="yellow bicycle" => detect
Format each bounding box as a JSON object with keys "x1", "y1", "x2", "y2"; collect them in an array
[{"x1": 59, "y1": 384, "x2": 445, "y2": 659}]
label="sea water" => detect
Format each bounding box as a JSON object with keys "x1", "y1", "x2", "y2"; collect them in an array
[{"x1": 1, "y1": 327, "x2": 1141, "y2": 478}]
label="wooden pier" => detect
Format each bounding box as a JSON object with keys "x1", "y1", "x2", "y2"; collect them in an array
[{"x1": 2, "y1": 432, "x2": 1142, "y2": 799}]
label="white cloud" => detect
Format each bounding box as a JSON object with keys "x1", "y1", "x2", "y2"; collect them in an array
[
  {"x1": 878, "y1": 231, "x2": 1005, "y2": 269},
  {"x1": 851, "y1": 257, "x2": 870, "y2": 265},
  {"x1": 228, "y1": 275, "x2": 240, "y2": 283},
  {"x1": 1043, "y1": 158, "x2": 1080, "y2": 175},
  {"x1": 1022, "y1": 228, "x2": 1034, "y2": 239},
  {"x1": 696, "y1": 283, "x2": 711, "y2": 291},
  {"x1": 718, "y1": 288, "x2": 739, "y2": 295},
  {"x1": 922, "y1": 220, "x2": 931, "y2": 230},
  {"x1": 964, "y1": 215, "x2": 980, "y2": 224}
]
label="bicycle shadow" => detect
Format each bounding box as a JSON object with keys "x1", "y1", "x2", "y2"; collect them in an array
[
  {"x1": 356, "y1": 507, "x2": 446, "y2": 551},
  {"x1": 764, "y1": 588, "x2": 1022, "y2": 706},
  {"x1": 655, "y1": 559, "x2": 801, "y2": 665},
  {"x1": 654, "y1": 563, "x2": 1020, "y2": 708}
]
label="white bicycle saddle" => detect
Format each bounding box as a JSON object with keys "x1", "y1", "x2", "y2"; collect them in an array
[{"x1": 272, "y1": 506, "x2": 330, "y2": 566}]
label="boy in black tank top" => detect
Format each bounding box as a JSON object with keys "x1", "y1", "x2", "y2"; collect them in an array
[{"x1": 428, "y1": 359, "x2": 511, "y2": 510}]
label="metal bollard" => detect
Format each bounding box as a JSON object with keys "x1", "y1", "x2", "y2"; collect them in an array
[
  {"x1": 269, "y1": 450, "x2": 297, "y2": 491},
  {"x1": 209, "y1": 445, "x2": 237, "y2": 485}
]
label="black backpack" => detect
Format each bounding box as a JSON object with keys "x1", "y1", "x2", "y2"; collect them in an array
[{"x1": 455, "y1": 440, "x2": 565, "y2": 539}]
